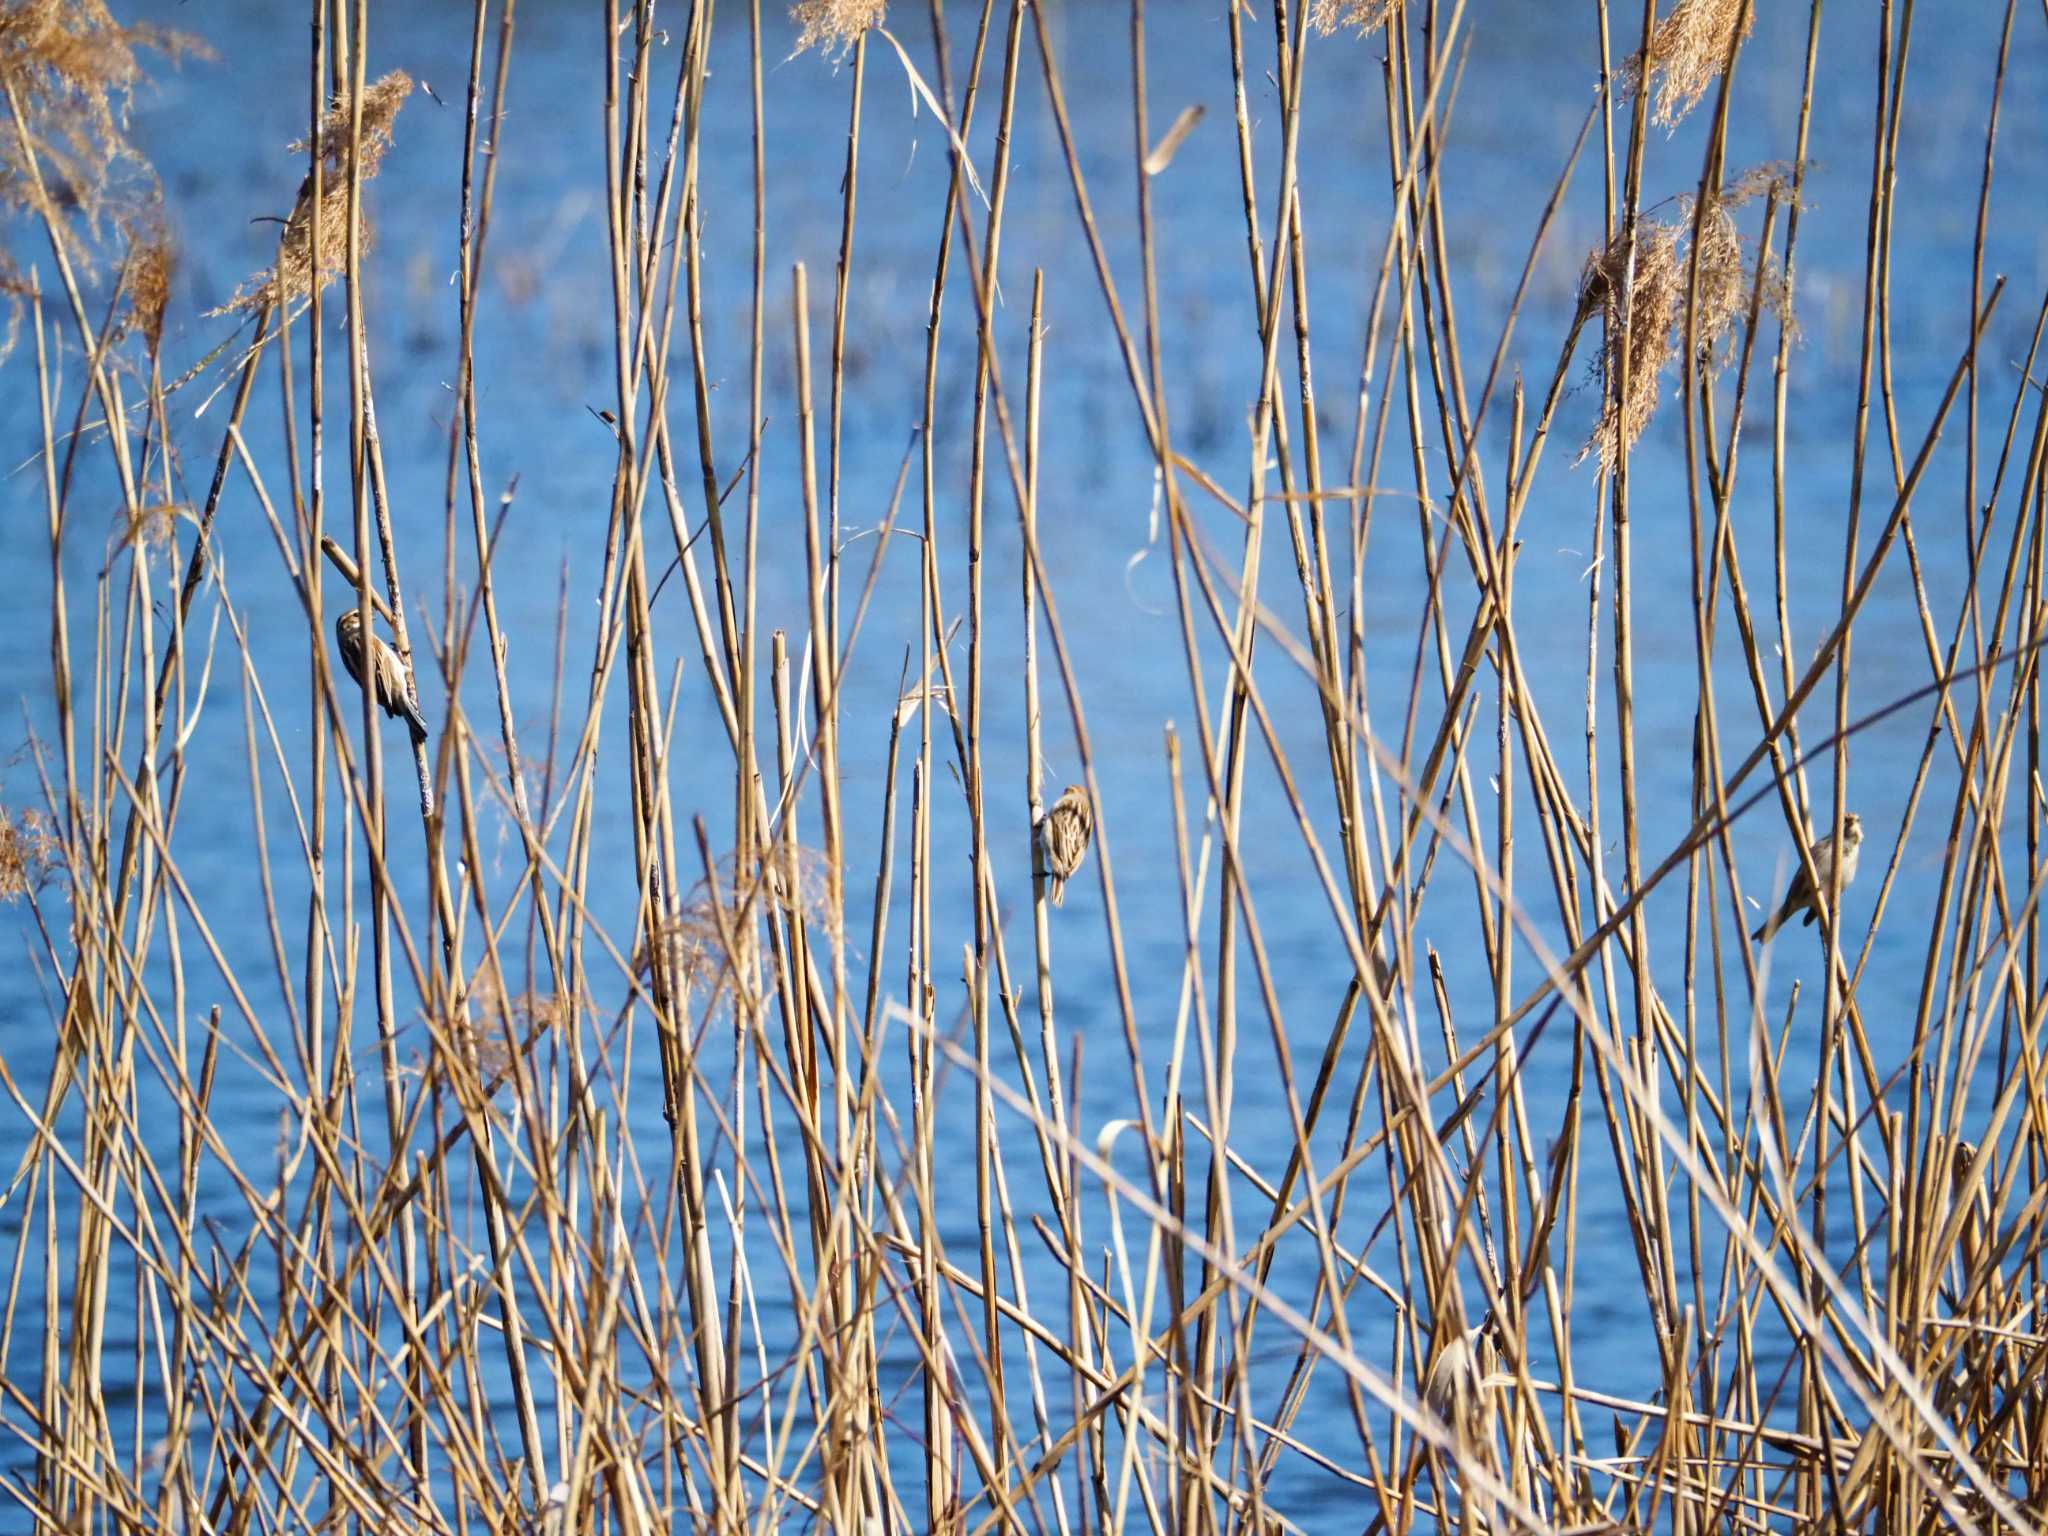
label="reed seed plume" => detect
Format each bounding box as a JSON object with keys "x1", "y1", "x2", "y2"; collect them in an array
[
  {"x1": 790, "y1": 0, "x2": 884, "y2": 56},
  {"x1": 0, "y1": 805, "x2": 58, "y2": 902},
  {"x1": 634, "y1": 844, "x2": 841, "y2": 1012},
  {"x1": 114, "y1": 499, "x2": 184, "y2": 554},
  {"x1": 1307, "y1": 0, "x2": 1398, "y2": 36},
  {"x1": 213, "y1": 67, "x2": 411, "y2": 313},
  {"x1": 1578, "y1": 167, "x2": 1792, "y2": 469},
  {"x1": 1694, "y1": 165, "x2": 1799, "y2": 349},
  {"x1": 1721, "y1": 160, "x2": 1801, "y2": 327},
  {"x1": 426, "y1": 971, "x2": 571, "y2": 1097},
  {"x1": 1577, "y1": 218, "x2": 1681, "y2": 471},
  {"x1": 0, "y1": 0, "x2": 196, "y2": 233},
  {"x1": 291, "y1": 66, "x2": 411, "y2": 174},
  {"x1": 123, "y1": 215, "x2": 172, "y2": 349},
  {"x1": 1684, "y1": 194, "x2": 1746, "y2": 361},
  {"x1": 430, "y1": 998, "x2": 519, "y2": 1096},
  {"x1": 1624, "y1": 0, "x2": 1752, "y2": 129}
]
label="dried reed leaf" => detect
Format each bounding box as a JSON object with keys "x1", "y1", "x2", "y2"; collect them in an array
[
  {"x1": 1144, "y1": 104, "x2": 1204, "y2": 177},
  {"x1": 0, "y1": 254, "x2": 27, "y2": 365},
  {"x1": 872, "y1": 27, "x2": 987, "y2": 208}
]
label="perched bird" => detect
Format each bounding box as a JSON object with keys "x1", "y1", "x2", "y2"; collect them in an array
[
  {"x1": 1752, "y1": 812, "x2": 1862, "y2": 943},
  {"x1": 1037, "y1": 784, "x2": 1093, "y2": 906},
  {"x1": 336, "y1": 607, "x2": 430, "y2": 745},
  {"x1": 1421, "y1": 1316, "x2": 1501, "y2": 1433},
  {"x1": 532, "y1": 1481, "x2": 570, "y2": 1536}
]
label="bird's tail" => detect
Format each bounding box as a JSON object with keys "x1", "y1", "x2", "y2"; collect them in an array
[
  {"x1": 1752, "y1": 897, "x2": 1794, "y2": 944},
  {"x1": 1050, "y1": 876, "x2": 1065, "y2": 908},
  {"x1": 404, "y1": 700, "x2": 430, "y2": 746}
]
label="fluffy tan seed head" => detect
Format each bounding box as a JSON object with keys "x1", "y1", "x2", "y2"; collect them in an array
[
  {"x1": 1577, "y1": 169, "x2": 1793, "y2": 473},
  {"x1": 1625, "y1": 0, "x2": 1753, "y2": 129},
  {"x1": 0, "y1": 1, "x2": 202, "y2": 235},
  {"x1": 0, "y1": 805, "x2": 60, "y2": 903},
  {"x1": 1307, "y1": 0, "x2": 1397, "y2": 36},
  {"x1": 126, "y1": 222, "x2": 173, "y2": 351},
  {"x1": 213, "y1": 70, "x2": 412, "y2": 315},
  {"x1": 791, "y1": 0, "x2": 884, "y2": 55},
  {"x1": 1577, "y1": 220, "x2": 1682, "y2": 474}
]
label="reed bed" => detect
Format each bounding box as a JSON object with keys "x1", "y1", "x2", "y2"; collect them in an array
[{"x1": 2, "y1": 0, "x2": 2045, "y2": 1531}]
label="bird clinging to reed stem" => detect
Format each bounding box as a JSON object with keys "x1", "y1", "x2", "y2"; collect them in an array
[
  {"x1": 1038, "y1": 784, "x2": 1093, "y2": 907},
  {"x1": 1421, "y1": 1315, "x2": 1502, "y2": 1440},
  {"x1": 1752, "y1": 812, "x2": 1861, "y2": 943},
  {"x1": 336, "y1": 607, "x2": 429, "y2": 745}
]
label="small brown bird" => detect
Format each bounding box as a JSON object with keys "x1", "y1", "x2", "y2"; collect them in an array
[
  {"x1": 1038, "y1": 784, "x2": 1093, "y2": 906},
  {"x1": 1421, "y1": 1316, "x2": 1501, "y2": 1434},
  {"x1": 1752, "y1": 812, "x2": 1862, "y2": 943},
  {"x1": 335, "y1": 607, "x2": 429, "y2": 745}
]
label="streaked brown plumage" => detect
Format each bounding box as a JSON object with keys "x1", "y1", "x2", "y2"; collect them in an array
[
  {"x1": 1421, "y1": 1316, "x2": 1500, "y2": 1434},
  {"x1": 336, "y1": 608, "x2": 429, "y2": 745},
  {"x1": 1038, "y1": 784, "x2": 1092, "y2": 907},
  {"x1": 1752, "y1": 812, "x2": 1861, "y2": 943}
]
